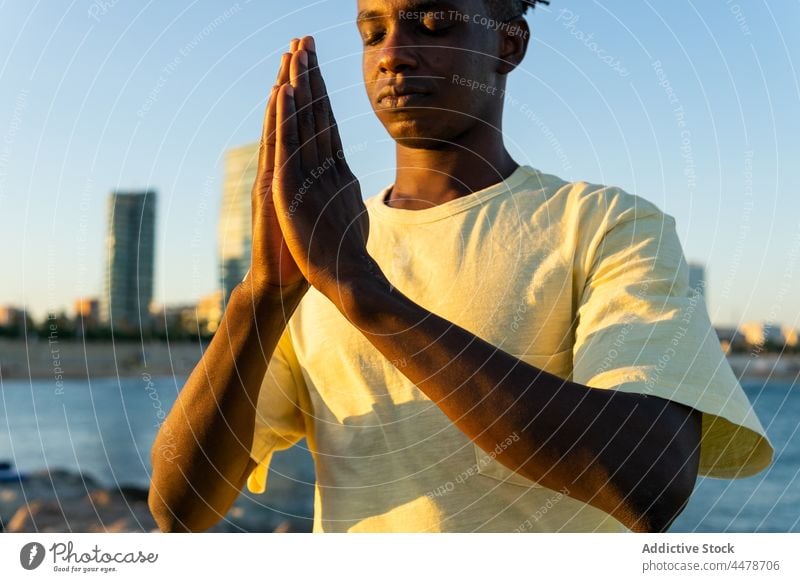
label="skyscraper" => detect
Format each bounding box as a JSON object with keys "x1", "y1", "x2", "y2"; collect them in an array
[
  {"x1": 219, "y1": 143, "x2": 257, "y2": 306},
  {"x1": 101, "y1": 190, "x2": 156, "y2": 335},
  {"x1": 688, "y1": 262, "x2": 707, "y2": 297}
]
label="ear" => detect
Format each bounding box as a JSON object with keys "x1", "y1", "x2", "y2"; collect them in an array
[{"x1": 495, "y1": 16, "x2": 529, "y2": 75}]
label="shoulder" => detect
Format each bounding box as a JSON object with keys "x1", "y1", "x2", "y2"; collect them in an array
[
  {"x1": 504, "y1": 168, "x2": 672, "y2": 231},
  {"x1": 552, "y1": 178, "x2": 671, "y2": 232},
  {"x1": 538, "y1": 176, "x2": 681, "y2": 284}
]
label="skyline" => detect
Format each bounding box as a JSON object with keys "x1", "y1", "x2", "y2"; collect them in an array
[{"x1": 1, "y1": 1, "x2": 799, "y2": 327}]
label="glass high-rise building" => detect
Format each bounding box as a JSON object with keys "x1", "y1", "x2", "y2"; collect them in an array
[
  {"x1": 101, "y1": 190, "x2": 157, "y2": 334},
  {"x1": 219, "y1": 143, "x2": 258, "y2": 306},
  {"x1": 688, "y1": 262, "x2": 707, "y2": 297}
]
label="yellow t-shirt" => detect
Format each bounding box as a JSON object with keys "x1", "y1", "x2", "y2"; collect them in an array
[{"x1": 245, "y1": 165, "x2": 773, "y2": 532}]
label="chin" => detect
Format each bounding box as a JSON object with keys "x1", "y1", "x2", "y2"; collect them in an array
[
  {"x1": 391, "y1": 135, "x2": 454, "y2": 150},
  {"x1": 379, "y1": 113, "x2": 464, "y2": 150}
]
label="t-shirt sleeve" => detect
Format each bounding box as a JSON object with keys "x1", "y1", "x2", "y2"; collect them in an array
[
  {"x1": 245, "y1": 322, "x2": 308, "y2": 495},
  {"x1": 572, "y1": 210, "x2": 774, "y2": 479}
]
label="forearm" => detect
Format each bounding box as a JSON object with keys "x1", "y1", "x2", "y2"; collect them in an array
[
  {"x1": 148, "y1": 278, "x2": 307, "y2": 532},
  {"x1": 329, "y1": 269, "x2": 699, "y2": 532}
]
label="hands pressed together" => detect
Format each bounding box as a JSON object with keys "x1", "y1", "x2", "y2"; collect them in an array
[{"x1": 249, "y1": 35, "x2": 372, "y2": 301}]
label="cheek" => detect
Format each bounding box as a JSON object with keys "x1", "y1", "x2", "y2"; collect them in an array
[{"x1": 362, "y1": 58, "x2": 378, "y2": 95}]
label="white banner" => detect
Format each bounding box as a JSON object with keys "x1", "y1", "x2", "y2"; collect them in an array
[{"x1": 0, "y1": 533, "x2": 797, "y2": 580}]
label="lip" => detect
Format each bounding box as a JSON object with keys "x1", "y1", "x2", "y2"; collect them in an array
[
  {"x1": 377, "y1": 84, "x2": 432, "y2": 107},
  {"x1": 378, "y1": 92, "x2": 430, "y2": 109}
]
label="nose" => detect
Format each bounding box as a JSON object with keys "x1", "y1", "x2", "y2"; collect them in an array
[{"x1": 377, "y1": 28, "x2": 418, "y2": 74}]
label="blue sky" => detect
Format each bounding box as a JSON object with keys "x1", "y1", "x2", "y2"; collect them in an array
[{"x1": 1, "y1": 0, "x2": 798, "y2": 328}]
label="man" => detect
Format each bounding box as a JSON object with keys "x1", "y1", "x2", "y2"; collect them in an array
[{"x1": 149, "y1": 0, "x2": 773, "y2": 533}]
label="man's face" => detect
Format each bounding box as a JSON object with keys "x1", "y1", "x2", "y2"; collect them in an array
[{"x1": 356, "y1": 0, "x2": 506, "y2": 149}]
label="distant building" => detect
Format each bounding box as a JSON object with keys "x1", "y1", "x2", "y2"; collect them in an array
[
  {"x1": 715, "y1": 326, "x2": 747, "y2": 354},
  {"x1": 781, "y1": 325, "x2": 798, "y2": 348},
  {"x1": 740, "y1": 321, "x2": 785, "y2": 347},
  {"x1": 151, "y1": 303, "x2": 203, "y2": 338},
  {"x1": 688, "y1": 262, "x2": 706, "y2": 297},
  {"x1": 0, "y1": 305, "x2": 28, "y2": 329},
  {"x1": 219, "y1": 143, "x2": 258, "y2": 307},
  {"x1": 196, "y1": 290, "x2": 223, "y2": 335},
  {"x1": 73, "y1": 297, "x2": 100, "y2": 330},
  {"x1": 149, "y1": 292, "x2": 221, "y2": 339},
  {"x1": 101, "y1": 190, "x2": 157, "y2": 335}
]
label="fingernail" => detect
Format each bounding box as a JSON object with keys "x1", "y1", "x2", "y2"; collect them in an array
[
  {"x1": 285, "y1": 85, "x2": 294, "y2": 96},
  {"x1": 299, "y1": 50, "x2": 308, "y2": 67}
]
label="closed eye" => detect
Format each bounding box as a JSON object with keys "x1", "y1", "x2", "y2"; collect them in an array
[
  {"x1": 361, "y1": 30, "x2": 386, "y2": 46},
  {"x1": 421, "y1": 11, "x2": 456, "y2": 34}
]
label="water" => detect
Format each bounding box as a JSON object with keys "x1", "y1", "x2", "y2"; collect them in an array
[
  {"x1": 671, "y1": 380, "x2": 800, "y2": 533},
  {"x1": 0, "y1": 375, "x2": 174, "y2": 488},
  {"x1": 1, "y1": 376, "x2": 797, "y2": 531}
]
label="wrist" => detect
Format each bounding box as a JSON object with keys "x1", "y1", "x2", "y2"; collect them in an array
[
  {"x1": 321, "y1": 259, "x2": 399, "y2": 324},
  {"x1": 234, "y1": 276, "x2": 309, "y2": 315},
  {"x1": 313, "y1": 252, "x2": 377, "y2": 297}
]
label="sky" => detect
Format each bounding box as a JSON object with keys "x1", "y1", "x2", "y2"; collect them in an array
[{"x1": 0, "y1": 0, "x2": 799, "y2": 329}]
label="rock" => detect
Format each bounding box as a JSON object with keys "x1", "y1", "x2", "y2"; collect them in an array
[
  {"x1": 0, "y1": 467, "x2": 313, "y2": 533},
  {"x1": 0, "y1": 469, "x2": 154, "y2": 532},
  {"x1": 7, "y1": 490, "x2": 157, "y2": 533}
]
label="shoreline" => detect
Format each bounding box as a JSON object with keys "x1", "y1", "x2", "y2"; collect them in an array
[
  {"x1": 0, "y1": 338, "x2": 208, "y2": 380},
  {"x1": 1, "y1": 339, "x2": 798, "y2": 382}
]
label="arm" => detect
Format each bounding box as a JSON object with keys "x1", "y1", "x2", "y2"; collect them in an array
[
  {"x1": 328, "y1": 271, "x2": 701, "y2": 533},
  {"x1": 148, "y1": 42, "x2": 309, "y2": 532},
  {"x1": 148, "y1": 281, "x2": 305, "y2": 532},
  {"x1": 271, "y1": 37, "x2": 700, "y2": 533}
]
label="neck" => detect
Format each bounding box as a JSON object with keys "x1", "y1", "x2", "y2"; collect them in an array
[{"x1": 387, "y1": 130, "x2": 519, "y2": 210}]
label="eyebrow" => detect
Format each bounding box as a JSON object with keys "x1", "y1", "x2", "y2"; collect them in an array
[
  {"x1": 357, "y1": 1, "x2": 459, "y2": 23},
  {"x1": 356, "y1": 9, "x2": 383, "y2": 23}
]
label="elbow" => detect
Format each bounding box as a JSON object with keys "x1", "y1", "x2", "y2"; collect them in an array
[
  {"x1": 630, "y1": 401, "x2": 702, "y2": 532},
  {"x1": 148, "y1": 491, "x2": 187, "y2": 533},
  {"x1": 633, "y1": 435, "x2": 701, "y2": 532},
  {"x1": 148, "y1": 449, "x2": 184, "y2": 532},
  {"x1": 147, "y1": 461, "x2": 243, "y2": 532},
  {"x1": 635, "y1": 469, "x2": 696, "y2": 533},
  {"x1": 148, "y1": 437, "x2": 198, "y2": 532},
  {"x1": 147, "y1": 479, "x2": 195, "y2": 532},
  {"x1": 147, "y1": 486, "x2": 220, "y2": 533},
  {"x1": 147, "y1": 439, "x2": 255, "y2": 532},
  {"x1": 148, "y1": 464, "x2": 213, "y2": 533}
]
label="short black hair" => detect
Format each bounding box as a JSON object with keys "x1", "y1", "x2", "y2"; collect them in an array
[{"x1": 483, "y1": 0, "x2": 550, "y2": 21}]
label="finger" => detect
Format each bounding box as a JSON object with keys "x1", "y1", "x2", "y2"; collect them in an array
[
  {"x1": 258, "y1": 52, "x2": 293, "y2": 171},
  {"x1": 328, "y1": 95, "x2": 345, "y2": 162},
  {"x1": 290, "y1": 48, "x2": 319, "y2": 170},
  {"x1": 276, "y1": 51, "x2": 291, "y2": 86},
  {"x1": 261, "y1": 85, "x2": 279, "y2": 178},
  {"x1": 313, "y1": 76, "x2": 344, "y2": 161},
  {"x1": 303, "y1": 37, "x2": 334, "y2": 161},
  {"x1": 275, "y1": 84, "x2": 300, "y2": 183},
  {"x1": 265, "y1": 50, "x2": 293, "y2": 169},
  {"x1": 290, "y1": 37, "x2": 300, "y2": 52},
  {"x1": 254, "y1": 85, "x2": 279, "y2": 230},
  {"x1": 301, "y1": 41, "x2": 345, "y2": 161},
  {"x1": 257, "y1": 84, "x2": 279, "y2": 174}
]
